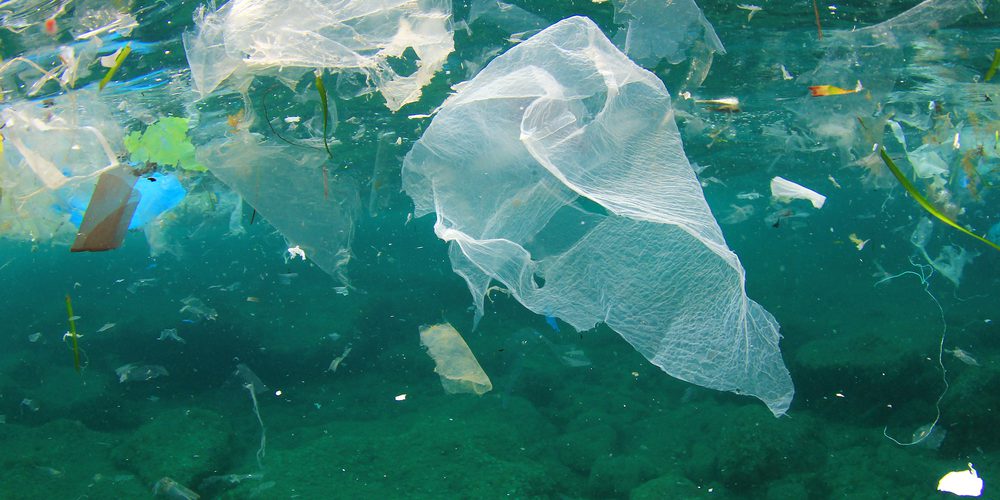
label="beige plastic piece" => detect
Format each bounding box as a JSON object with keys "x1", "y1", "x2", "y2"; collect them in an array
[{"x1": 419, "y1": 323, "x2": 492, "y2": 396}]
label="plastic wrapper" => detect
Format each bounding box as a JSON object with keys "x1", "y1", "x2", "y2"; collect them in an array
[
  {"x1": 419, "y1": 323, "x2": 492, "y2": 396},
  {"x1": 402, "y1": 16, "x2": 792, "y2": 416}
]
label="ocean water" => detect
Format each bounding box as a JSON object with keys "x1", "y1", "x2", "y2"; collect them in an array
[{"x1": 1, "y1": 0, "x2": 998, "y2": 498}]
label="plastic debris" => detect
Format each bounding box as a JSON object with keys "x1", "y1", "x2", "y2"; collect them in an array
[
  {"x1": 737, "y1": 4, "x2": 762, "y2": 21},
  {"x1": 468, "y1": 0, "x2": 547, "y2": 35},
  {"x1": 912, "y1": 423, "x2": 947, "y2": 450},
  {"x1": 153, "y1": 477, "x2": 200, "y2": 499},
  {"x1": 198, "y1": 131, "x2": 358, "y2": 287},
  {"x1": 179, "y1": 296, "x2": 218, "y2": 321},
  {"x1": 182, "y1": 0, "x2": 455, "y2": 111},
  {"x1": 157, "y1": 328, "x2": 186, "y2": 344},
  {"x1": 287, "y1": 246, "x2": 306, "y2": 261},
  {"x1": 115, "y1": 363, "x2": 169, "y2": 383},
  {"x1": 938, "y1": 464, "x2": 984, "y2": 497},
  {"x1": 235, "y1": 363, "x2": 268, "y2": 395},
  {"x1": 326, "y1": 346, "x2": 352, "y2": 373},
  {"x1": 610, "y1": 0, "x2": 725, "y2": 69},
  {"x1": 849, "y1": 233, "x2": 869, "y2": 251},
  {"x1": 695, "y1": 97, "x2": 741, "y2": 112},
  {"x1": 403, "y1": 17, "x2": 792, "y2": 415},
  {"x1": 770, "y1": 176, "x2": 827, "y2": 209},
  {"x1": 419, "y1": 323, "x2": 492, "y2": 396},
  {"x1": 946, "y1": 348, "x2": 980, "y2": 367}
]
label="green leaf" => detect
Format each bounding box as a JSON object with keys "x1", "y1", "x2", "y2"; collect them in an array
[{"x1": 124, "y1": 117, "x2": 206, "y2": 172}]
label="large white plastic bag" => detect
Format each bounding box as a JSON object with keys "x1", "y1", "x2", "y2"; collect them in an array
[{"x1": 402, "y1": 16, "x2": 793, "y2": 415}]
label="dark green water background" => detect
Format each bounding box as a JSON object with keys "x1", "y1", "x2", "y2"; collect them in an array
[{"x1": 1, "y1": 0, "x2": 998, "y2": 498}]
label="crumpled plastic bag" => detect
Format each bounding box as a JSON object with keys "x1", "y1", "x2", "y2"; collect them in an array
[{"x1": 402, "y1": 16, "x2": 793, "y2": 415}]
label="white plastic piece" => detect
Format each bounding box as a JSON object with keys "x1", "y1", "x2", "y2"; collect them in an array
[
  {"x1": 938, "y1": 463, "x2": 983, "y2": 497},
  {"x1": 287, "y1": 245, "x2": 306, "y2": 260},
  {"x1": 770, "y1": 176, "x2": 826, "y2": 209}
]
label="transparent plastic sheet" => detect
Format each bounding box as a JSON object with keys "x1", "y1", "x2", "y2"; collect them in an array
[
  {"x1": 611, "y1": 0, "x2": 725, "y2": 72},
  {"x1": 198, "y1": 131, "x2": 359, "y2": 287},
  {"x1": 182, "y1": 0, "x2": 454, "y2": 111},
  {"x1": 467, "y1": 0, "x2": 547, "y2": 35},
  {"x1": 402, "y1": 16, "x2": 793, "y2": 416},
  {"x1": 799, "y1": 0, "x2": 987, "y2": 166},
  {"x1": 0, "y1": 90, "x2": 124, "y2": 243}
]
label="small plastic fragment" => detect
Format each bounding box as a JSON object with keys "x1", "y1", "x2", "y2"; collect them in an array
[
  {"x1": 287, "y1": 245, "x2": 306, "y2": 260},
  {"x1": 234, "y1": 363, "x2": 269, "y2": 395},
  {"x1": 419, "y1": 323, "x2": 492, "y2": 396},
  {"x1": 115, "y1": 363, "x2": 169, "y2": 383},
  {"x1": 153, "y1": 477, "x2": 200, "y2": 499},
  {"x1": 937, "y1": 463, "x2": 983, "y2": 497}
]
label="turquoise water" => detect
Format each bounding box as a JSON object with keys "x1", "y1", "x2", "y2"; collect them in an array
[{"x1": 1, "y1": 0, "x2": 999, "y2": 498}]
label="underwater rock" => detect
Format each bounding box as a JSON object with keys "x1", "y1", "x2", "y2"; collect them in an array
[
  {"x1": 112, "y1": 408, "x2": 233, "y2": 487},
  {"x1": 556, "y1": 423, "x2": 617, "y2": 474},
  {"x1": 587, "y1": 454, "x2": 657, "y2": 497},
  {"x1": 715, "y1": 406, "x2": 820, "y2": 488},
  {"x1": 632, "y1": 473, "x2": 721, "y2": 499}
]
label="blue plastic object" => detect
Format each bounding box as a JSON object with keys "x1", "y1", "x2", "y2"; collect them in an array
[{"x1": 128, "y1": 172, "x2": 186, "y2": 229}]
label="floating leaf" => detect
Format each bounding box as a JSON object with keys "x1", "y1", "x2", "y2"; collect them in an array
[{"x1": 124, "y1": 117, "x2": 205, "y2": 171}]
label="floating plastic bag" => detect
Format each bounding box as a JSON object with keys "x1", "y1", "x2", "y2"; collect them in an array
[
  {"x1": 198, "y1": 131, "x2": 358, "y2": 286},
  {"x1": 419, "y1": 323, "x2": 492, "y2": 396},
  {"x1": 127, "y1": 173, "x2": 187, "y2": 229},
  {"x1": 402, "y1": 16, "x2": 793, "y2": 415},
  {"x1": 183, "y1": 0, "x2": 454, "y2": 111}
]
